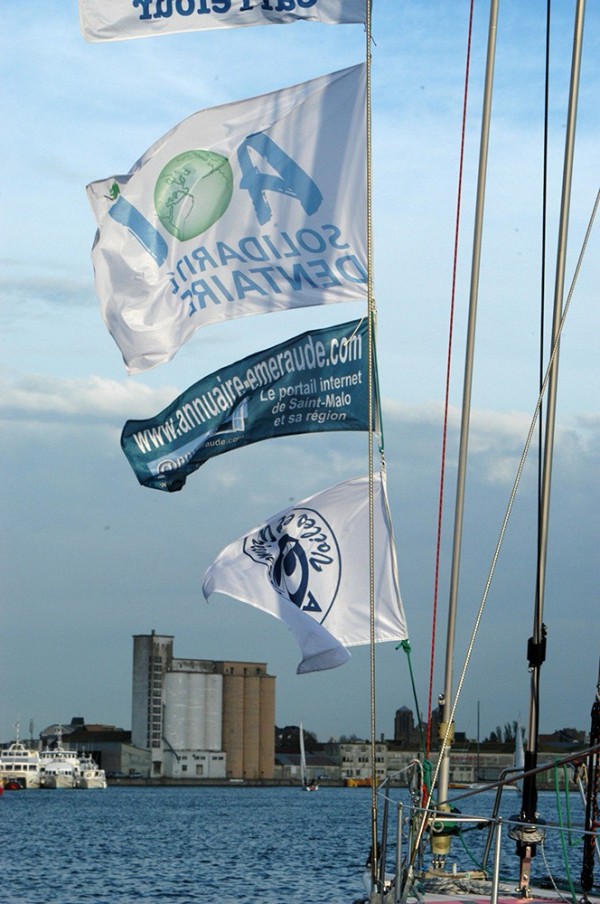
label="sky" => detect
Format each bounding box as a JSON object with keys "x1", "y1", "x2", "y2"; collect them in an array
[{"x1": 1, "y1": 1, "x2": 598, "y2": 749}]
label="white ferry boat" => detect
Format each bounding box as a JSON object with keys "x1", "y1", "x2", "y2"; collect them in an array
[
  {"x1": 75, "y1": 754, "x2": 107, "y2": 790},
  {"x1": 38, "y1": 730, "x2": 81, "y2": 789},
  {"x1": 0, "y1": 740, "x2": 41, "y2": 790}
]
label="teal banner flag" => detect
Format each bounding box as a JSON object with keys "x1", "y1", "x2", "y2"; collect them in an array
[{"x1": 121, "y1": 319, "x2": 377, "y2": 492}]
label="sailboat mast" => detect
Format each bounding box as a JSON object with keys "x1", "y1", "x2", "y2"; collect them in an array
[
  {"x1": 437, "y1": 0, "x2": 499, "y2": 808},
  {"x1": 299, "y1": 722, "x2": 307, "y2": 786},
  {"x1": 519, "y1": 0, "x2": 587, "y2": 858},
  {"x1": 364, "y1": 0, "x2": 380, "y2": 890}
]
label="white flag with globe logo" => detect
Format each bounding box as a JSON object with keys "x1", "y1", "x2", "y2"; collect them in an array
[
  {"x1": 87, "y1": 64, "x2": 367, "y2": 374},
  {"x1": 202, "y1": 472, "x2": 408, "y2": 674}
]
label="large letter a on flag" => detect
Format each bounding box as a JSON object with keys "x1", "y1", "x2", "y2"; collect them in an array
[{"x1": 237, "y1": 132, "x2": 323, "y2": 225}]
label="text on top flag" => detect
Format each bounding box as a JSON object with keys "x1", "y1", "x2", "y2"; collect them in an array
[{"x1": 79, "y1": 0, "x2": 366, "y2": 43}]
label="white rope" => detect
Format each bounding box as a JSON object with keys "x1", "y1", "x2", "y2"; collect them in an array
[{"x1": 540, "y1": 840, "x2": 574, "y2": 904}]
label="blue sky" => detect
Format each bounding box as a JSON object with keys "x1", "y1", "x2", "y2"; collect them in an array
[{"x1": 1, "y1": 1, "x2": 598, "y2": 746}]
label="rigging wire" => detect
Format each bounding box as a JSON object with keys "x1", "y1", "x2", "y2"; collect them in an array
[
  {"x1": 364, "y1": 0, "x2": 380, "y2": 888},
  {"x1": 427, "y1": 187, "x2": 599, "y2": 809},
  {"x1": 407, "y1": 189, "x2": 599, "y2": 873},
  {"x1": 426, "y1": 0, "x2": 475, "y2": 759},
  {"x1": 538, "y1": 0, "x2": 551, "y2": 516},
  {"x1": 522, "y1": 13, "x2": 588, "y2": 888}
]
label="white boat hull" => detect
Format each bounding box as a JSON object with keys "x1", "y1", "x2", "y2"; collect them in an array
[
  {"x1": 0, "y1": 741, "x2": 42, "y2": 789},
  {"x1": 76, "y1": 773, "x2": 107, "y2": 789},
  {"x1": 1, "y1": 770, "x2": 41, "y2": 790},
  {"x1": 40, "y1": 774, "x2": 76, "y2": 789}
]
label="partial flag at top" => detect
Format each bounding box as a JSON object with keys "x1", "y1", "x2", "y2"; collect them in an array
[
  {"x1": 87, "y1": 64, "x2": 367, "y2": 374},
  {"x1": 202, "y1": 473, "x2": 408, "y2": 674},
  {"x1": 79, "y1": 0, "x2": 366, "y2": 43}
]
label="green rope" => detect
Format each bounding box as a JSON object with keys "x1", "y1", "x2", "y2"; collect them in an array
[
  {"x1": 553, "y1": 761, "x2": 577, "y2": 904},
  {"x1": 396, "y1": 640, "x2": 434, "y2": 797},
  {"x1": 371, "y1": 313, "x2": 384, "y2": 456},
  {"x1": 563, "y1": 764, "x2": 574, "y2": 848},
  {"x1": 457, "y1": 828, "x2": 485, "y2": 872},
  {"x1": 422, "y1": 759, "x2": 433, "y2": 795},
  {"x1": 396, "y1": 640, "x2": 425, "y2": 757}
]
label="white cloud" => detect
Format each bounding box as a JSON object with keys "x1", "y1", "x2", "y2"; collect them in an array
[{"x1": 0, "y1": 374, "x2": 178, "y2": 422}]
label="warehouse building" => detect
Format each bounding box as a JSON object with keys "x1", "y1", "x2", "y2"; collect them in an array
[{"x1": 132, "y1": 632, "x2": 275, "y2": 781}]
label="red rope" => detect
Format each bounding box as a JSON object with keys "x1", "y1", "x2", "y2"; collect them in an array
[{"x1": 425, "y1": 0, "x2": 475, "y2": 759}]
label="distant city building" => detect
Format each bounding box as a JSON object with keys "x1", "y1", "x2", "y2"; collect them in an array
[
  {"x1": 131, "y1": 632, "x2": 276, "y2": 780},
  {"x1": 394, "y1": 705, "x2": 425, "y2": 747},
  {"x1": 40, "y1": 718, "x2": 150, "y2": 776},
  {"x1": 394, "y1": 706, "x2": 413, "y2": 744},
  {"x1": 340, "y1": 742, "x2": 387, "y2": 784},
  {"x1": 393, "y1": 704, "x2": 443, "y2": 749},
  {"x1": 275, "y1": 751, "x2": 339, "y2": 783},
  {"x1": 538, "y1": 728, "x2": 587, "y2": 751}
]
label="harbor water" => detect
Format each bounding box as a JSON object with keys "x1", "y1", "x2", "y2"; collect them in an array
[{"x1": 1, "y1": 785, "x2": 592, "y2": 903}]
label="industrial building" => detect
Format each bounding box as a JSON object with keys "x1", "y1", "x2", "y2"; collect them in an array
[{"x1": 131, "y1": 632, "x2": 276, "y2": 781}]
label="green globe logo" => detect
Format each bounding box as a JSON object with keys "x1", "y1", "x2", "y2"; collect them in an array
[{"x1": 154, "y1": 150, "x2": 233, "y2": 241}]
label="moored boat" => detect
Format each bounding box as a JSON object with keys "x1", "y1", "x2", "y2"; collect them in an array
[
  {"x1": 75, "y1": 754, "x2": 107, "y2": 790},
  {"x1": 346, "y1": 777, "x2": 372, "y2": 789},
  {"x1": 0, "y1": 740, "x2": 41, "y2": 790},
  {"x1": 39, "y1": 757, "x2": 78, "y2": 789},
  {"x1": 38, "y1": 730, "x2": 81, "y2": 789}
]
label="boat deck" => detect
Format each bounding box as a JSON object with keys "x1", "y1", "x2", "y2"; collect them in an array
[
  {"x1": 368, "y1": 888, "x2": 600, "y2": 904},
  {"x1": 420, "y1": 897, "x2": 597, "y2": 903}
]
